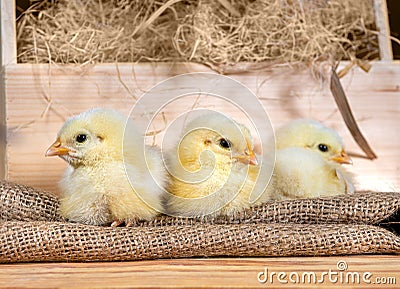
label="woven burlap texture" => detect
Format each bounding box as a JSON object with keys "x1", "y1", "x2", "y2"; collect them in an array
[
  {"x1": 0, "y1": 181, "x2": 60, "y2": 222},
  {"x1": 0, "y1": 181, "x2": 399, "y2": 262},
  {"x1": 1, "y1": 221, "x2": 399, "y2": 263},
  {"x1": 1, "y1": 181, "x2": 400, "y2": 225}
]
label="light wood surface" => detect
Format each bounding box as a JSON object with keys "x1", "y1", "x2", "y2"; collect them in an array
[
  {"x1": 374, "y1": 0, "x2": 394, "y2": 61},
  {"x1": 0, "y1": 0, "x2": 16, "y2": 65},
  {"x1": 0, "y1": 0, "x2": 15, "y2": 180},
  {"x1": 2, "y1": 62, "x2": 400, "y2": 193},
  {"x1": 1, "y1": 0, "x2": 398, "y2": 193},
  {"x1": 0, "y1": 256, "x2": 399, "y2": 288}
]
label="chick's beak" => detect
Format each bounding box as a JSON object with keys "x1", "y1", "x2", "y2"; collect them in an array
[
  {"x1": 330, "y1": 149, "x2": 353, "y2": 165},
  {"x1": 45, "y1": 139, "x2": 70, "y2": 157},
  {"x1": 246, "y1": 148, "x2": 259, "y2": 166},
  {"x1": 236, "y1": 144, "x2": 258, "y2": 166}
]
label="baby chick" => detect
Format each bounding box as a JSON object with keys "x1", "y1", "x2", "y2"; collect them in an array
[
  {"x1": 165, "y1": 113, "x2": 269, "y2": 218},
  {"x1": 274, "y1": 119, "x2": 352, "y2": 165},
  {"x1": 46, "y1": 108, "x2": 165, "y2": 226},
  {"x1": 270, "y1": 119, "x2": 354, "y2": 199},
  {"x1": 271, "y1": 147, "x2": 352, "y2": 199}
]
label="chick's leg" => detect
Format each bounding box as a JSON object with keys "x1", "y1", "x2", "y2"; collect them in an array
[
  {"x1": 125, "y1": 220, "x2": 134, "y2": 227},
  {"x1": 110, "y1": 219, "x2": 135, "y2": 227},
  {"x1": 111, "y1": 219, "x2": 124, "y2": 227}
]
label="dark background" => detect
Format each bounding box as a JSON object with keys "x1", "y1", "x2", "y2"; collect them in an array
[{"x1": 387, "y1": 0, "x2": 400, "y2": 59}]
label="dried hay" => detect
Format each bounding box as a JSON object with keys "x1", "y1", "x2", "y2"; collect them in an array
[{"x1": 17, "y1": 0, "x2": 379, "y2": 67}]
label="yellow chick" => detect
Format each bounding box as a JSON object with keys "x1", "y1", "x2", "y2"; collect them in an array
[
  {"x1": 269, "y1": 119, "x2": 354, "y2": 199},
  {"x1": 45, "y1": 108, "x2": 165, "y2": 226},
  {"x1": 274, "y1": 119, "x2": 352, "y2": 165},
  {"x1": 271, "y1": 147, "x2": 352, "y2": 199},
  {"x1": 164, "y1": 113, "x2": 268, "y2": 218}
]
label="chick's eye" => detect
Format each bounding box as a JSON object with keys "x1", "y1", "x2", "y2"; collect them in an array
[
  {"x1": 76, "y1": 134, "x2": 87, "y2": 143},
  {"x1": 318, "y1": 143, "x2": 328, "y2": 152},
  {"x1": 219, "y1": 138, "x2": 231, "y2": 149}
]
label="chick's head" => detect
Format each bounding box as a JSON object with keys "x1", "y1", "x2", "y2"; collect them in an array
[
  {"x1": 177, "y1": 114, "x2": 258, "y2": 172},
  {"x1": 275, "y1": 119, "x2": 352, "y2": 165},
  {"x1": 46, "y1": 108, "x2": 130, "y2": 167}
]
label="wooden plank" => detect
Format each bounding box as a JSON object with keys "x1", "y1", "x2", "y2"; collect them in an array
[
  {"x1": 0, "y1": 256, "x2": 399, "y2": 288},
  {"x1": 374, "y1": 0, "x2": 394, "y2": 61},
  {"x1": 0, "y1": 69, "x2": 5, "y2": 180},
  {"x1": 0, "y1": 0, "x2": 17, "y2": 65},
  {"x1": 0, "y1": 0, "x2": 16, "y2": 179},
  {"x1": 3, "y1": 62, "x2": 400, "y2": 193}
]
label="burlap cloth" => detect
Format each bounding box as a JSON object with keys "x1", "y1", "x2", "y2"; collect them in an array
[{"x1": 0, "y1": 181, "x2": 399, "y2": 263}]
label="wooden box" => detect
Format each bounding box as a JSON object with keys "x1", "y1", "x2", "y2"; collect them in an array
[
  {"x1": 1, "y1": 0, "x2": 399, "y2": 194},
  {"x1": 1, "y1": 1, "x2": 400, "y2": 288}
]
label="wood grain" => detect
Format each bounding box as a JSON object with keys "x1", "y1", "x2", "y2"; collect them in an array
[
  {"x1": 0, "y1": 256, "x2": 399, "y2": 288},
  {"x1": 0, "y1": 0, "x2": 15, "y2": 179},
  {"x1": 0, "y1": 87, "x2": 5, "y2": 180},
  {"x1": 0, "y1": 0, "x2": 16, "y2": 65},
  {"x1": 3, "y1": 62, "x2": 400, "y2": 193},
  {"x1": 374, "y1": 0, "x2": 394, "y2": 61}
]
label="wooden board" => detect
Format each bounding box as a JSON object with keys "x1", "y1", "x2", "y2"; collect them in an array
[
  {"x1": 0, "y1": 256, "x2": 399, "y2": 288},
  {"x1": 3, "y1": 62, "x2": 400, "y2": 193},
  {"x1": 374, "y1": 0, "x2": 394, "y2": 60},
  {"x1": 0, "y1": 0, "x2": 16, "y2": 180},
  {"x1": 0, "y1": 0, "x2": 16, "y2": 65},
  {"x1": 1, "y1": 0, "x2": 398, "y2": 192}
]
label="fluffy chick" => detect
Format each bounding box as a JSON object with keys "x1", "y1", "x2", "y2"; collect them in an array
[
  {"x1": 274, "y1": 119, "x2": 352, "y2": 165},
  {"x1": 165, "y1": 113, "x2": 268, "y2": 217},
  {"x1": 46, "y1": 108, "x2": 165, "y2": 226},
  {"x1": 271, "y1": 147, "x2": 352, "y2": 199},
  {"x1": 270, "y1": 119, "x2": 354, "y2": 198}
]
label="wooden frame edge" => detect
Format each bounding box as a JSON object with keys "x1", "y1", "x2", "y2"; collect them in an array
[{"x1": 374, "y1": 0, "x2": 394, "y2": 61}]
